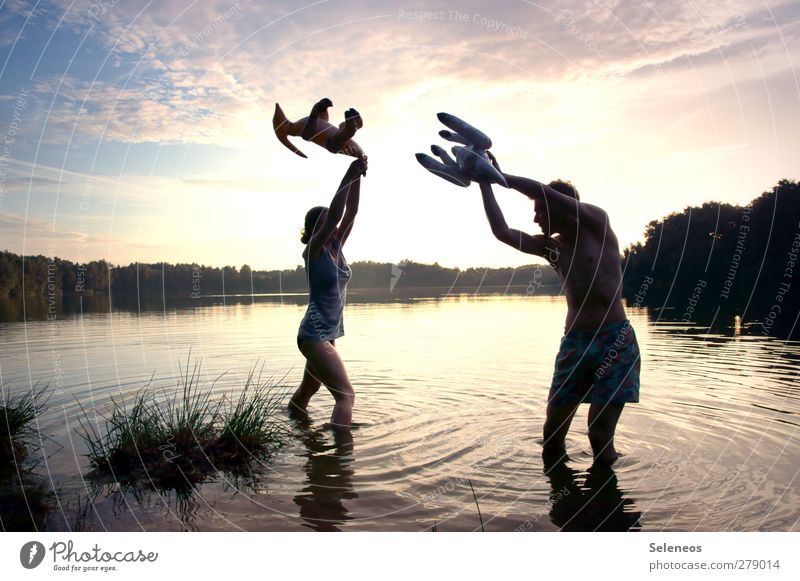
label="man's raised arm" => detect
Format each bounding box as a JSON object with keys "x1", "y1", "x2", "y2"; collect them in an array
[
  {"x1": 502, "y1": 173, "x2": 608, "y2": 228},
  {"x1": 479, "y1": 181, "x2": 555, "y2": 257}
]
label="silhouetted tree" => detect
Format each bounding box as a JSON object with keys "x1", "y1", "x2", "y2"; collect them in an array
[{"x1": 623, "y1": 179, "x2": 800, "y2": 335}]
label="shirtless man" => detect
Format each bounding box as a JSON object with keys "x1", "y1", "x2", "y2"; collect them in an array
[{"x1": 478, "y1": 175, "x2": 640, "y2": 465}]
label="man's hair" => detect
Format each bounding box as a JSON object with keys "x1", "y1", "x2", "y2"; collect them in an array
[{"x1": 548, "y1": 179, "x2": 580, "y2": 201}]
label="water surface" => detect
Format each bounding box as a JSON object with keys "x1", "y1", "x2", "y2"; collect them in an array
[{"x1": 1, "y1": 295, "x2": 798, "y2": 531}]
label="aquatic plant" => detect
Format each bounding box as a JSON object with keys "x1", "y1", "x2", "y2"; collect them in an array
[
  {"x1": 428, "y1": 479, "x2": 486, "y2": 532},
  {"x1": 78, "y1": 387, "x2": 163, "y2": 474},
  {"x1": 0, "y1": 382, "x2": 49, "y2": 466},
  {"x1": 0, "y1": 382, "x2": 53, "y2": 531},
  {"x1": 77, "y1": 358, "x2": 288, "y2": 489},
  {"x1": 157, "y1": 359, "x2": 220, "y2": 452},
  {"x1": 469, "y1": 479, "x2": 485, "y2": 532}
]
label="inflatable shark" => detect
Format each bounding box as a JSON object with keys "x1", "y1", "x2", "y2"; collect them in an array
[
  {"x1": 415, "y1": 113, "x2": 507, "y2": 188},
  {"x1": 273, "y1": 99, "x2": 365, "y2": 159}
]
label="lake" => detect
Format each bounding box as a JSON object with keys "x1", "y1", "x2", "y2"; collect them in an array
[{"x1": 1, "y1": 293, "x2": 798, "y2": 531}]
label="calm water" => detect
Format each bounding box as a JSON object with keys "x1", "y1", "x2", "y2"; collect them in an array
[{"x1": 1, "y1": 295, "x2": 798, "y2": 531}]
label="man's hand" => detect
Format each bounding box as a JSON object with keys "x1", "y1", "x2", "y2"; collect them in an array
[{"x1": 486, "y1": 150, "x2": 502, "y2": 174}]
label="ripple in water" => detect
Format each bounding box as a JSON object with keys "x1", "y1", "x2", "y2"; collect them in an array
[{"x1": 2, "y1": 297, "x2": 798, "y2": 531}]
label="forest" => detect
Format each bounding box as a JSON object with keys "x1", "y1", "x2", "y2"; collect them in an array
[
  {"x1": 622, "y1": 179, "x2": 799, "y2": 335},
  {"x1": 3, "y1": 179, "x2": 797, "y2": 334},
  {"x1": 0, "y1": 251, "x2": 559, "y2": 298}
]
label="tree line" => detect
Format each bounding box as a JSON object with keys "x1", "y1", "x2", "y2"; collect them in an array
[
  {"x1": 0, "y1": 253, "x2": 560, "y2": 298},
  {"x1": 622, "y1": 179, "x2": 799, "y2": 335},
  {"x1": 3, "y1": 178, "x2": 797, "y2": 334}
]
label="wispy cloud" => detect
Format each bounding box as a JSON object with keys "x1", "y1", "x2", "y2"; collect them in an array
[
  {"x1": 18, "y1": 0, "x2": 795, "y2": 148},
  {"x1": 1, "y1": 0, "x2": 797, "y2": 267},
  {"x1": 0, "y1": 212, "x2": 135, "y2": 259}
]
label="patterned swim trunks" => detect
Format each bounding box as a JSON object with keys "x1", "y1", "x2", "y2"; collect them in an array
[{"x1": 548, "y1": 320, "x2": 641, "y2": 406}]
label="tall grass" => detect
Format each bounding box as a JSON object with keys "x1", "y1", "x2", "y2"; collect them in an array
[
  {"x1": 429, "y1": 479, "x2": 486, "y2": 532},
  {"x1": 216, "y1": 366, "x2": 288, "y2": 462},
  {"x1": 78, "y1": 388, "x2": 162, "y2": 473},
  {"x1": 468, "y1": 479, "x2": 485, "y2": 532},
  {"x1": 1, "y1": 382, "x2": 49, "y2": 466},
  {"x1": 78, "y1": 358, "x2": 288, "y2": 488},
  {"x1": 157, "y1": 359, "x2": 219, "y2": 450},
  {"x1": 0, "y1": 382, "x2": 53, "y2": 531}
]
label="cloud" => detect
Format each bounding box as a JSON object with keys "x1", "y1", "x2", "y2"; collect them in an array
[
  {"x1": 0, "y1": 157, "x2": 151, "y2": 199},
  {"x1": 0, "y1": 212, "x2": 142, "y2": 261},
  {"x1": 0, "y1": 174, "x2": 63, "y2": 195},
  {"x1": 1, "y1": 0, "x2": 796, "y2": 268},
  {"x1": 17, "y1": 0, "x2": 793, "y2": 151}
]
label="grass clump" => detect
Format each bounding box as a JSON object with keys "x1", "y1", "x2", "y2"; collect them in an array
[
  {"x1": 79, "y1": 389, "x2": 163, "y2": 475},
  {"x1": 79, "y1": 359, "x2": 288, "y2": 489},
  {"x1": 212, "y1": 367, "x2": 287, "y2": 469},
  {"x1": 158, "y1": 359, "x2": 219, "y2": 451},
  {"x1": 1, "y1": 383, "x2": 49, "y2": 468},
  {"x1": 0, "y1": 382, "x2": 54, "y2": 531}
]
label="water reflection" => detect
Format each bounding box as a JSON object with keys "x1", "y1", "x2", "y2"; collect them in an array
[
  {"x1": 2, "y1": 293, "x2": 798, "y2": 531},
  {"x1": 293, "y1": 426, "x2": 357, "y2": 532},
  {"x1": 82, "y1": 471, "x2": 203, "y2": 531},
  {"x1": 543, "y1": 456, "x2": 641, "y2": 532},
  {"x1": 0, "y1": 289, "x2": 559, "y2": 323},
  {"x1": 637, "y1": 302, "x2": 800, "y2": 339}
]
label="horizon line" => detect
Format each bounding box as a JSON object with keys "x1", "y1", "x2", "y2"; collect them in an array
[{"x1": 0, "y1": 249, "x2": 553, "y2": 272}]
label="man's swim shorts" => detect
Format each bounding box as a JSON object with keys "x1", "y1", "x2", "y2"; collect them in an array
[{"x1": 548, "y1": 319, "x2": 641, "y2": 406}]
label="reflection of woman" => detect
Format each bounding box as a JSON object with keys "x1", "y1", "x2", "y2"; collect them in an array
[
  {"x1": 289, "y1": 157, "x2": 367, "y2": 429},
  {"x1": 293, "y1": 427, "x2": 356, "y2": 532}
]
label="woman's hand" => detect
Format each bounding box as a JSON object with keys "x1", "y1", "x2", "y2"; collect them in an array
[{"x1": 347, "y1": 156, "x2": 368, "y2": 178}]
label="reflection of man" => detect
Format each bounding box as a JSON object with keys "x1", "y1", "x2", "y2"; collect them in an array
[
  {"x1": 478, "y1": 173, "x2": 640, "y2": 464},
  {"x1": 294, "y1": 428, "x2": 356, "y2": 532},
  {"x1": 544, "y1": 456, "x2": 641, "y2": 531}
]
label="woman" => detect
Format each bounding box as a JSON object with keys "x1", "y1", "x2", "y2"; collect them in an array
[{"x1": 289, "y1": 156, "x2": 367, "y2": 429}]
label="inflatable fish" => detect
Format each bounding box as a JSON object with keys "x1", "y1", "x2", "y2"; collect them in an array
[
  {"x1": 273, "y1": 99, "x2": 365, "y2": 159},
  {"x1": 416, "y1": 113, "x2": 507, "y2": 187},
  {"x1": 415, "y1": 145, "x2": 471, "y2": 187}
]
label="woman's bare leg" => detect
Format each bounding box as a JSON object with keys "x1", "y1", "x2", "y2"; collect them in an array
[
  {"x1": 299, "y1": 340, "x2": 355, "y2": 428},
  {"x1": 289, "y1": 360, "x2": 323, "y2": 416}
]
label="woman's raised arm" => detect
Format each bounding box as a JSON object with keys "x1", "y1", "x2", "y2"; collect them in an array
[{"x1": 308, "y1": 157, "x2": 367, "y2": 259}]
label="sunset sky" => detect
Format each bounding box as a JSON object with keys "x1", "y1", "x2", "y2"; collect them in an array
[{"x1": 0, "y1": 0, "x2": 798, "y2": 270}]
